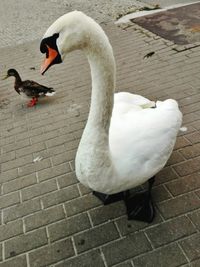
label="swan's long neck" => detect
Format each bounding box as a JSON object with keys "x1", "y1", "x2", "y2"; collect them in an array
[
  {"x1": 87, "y1": 43, "x2": 115, "y2": 134},
  {"x1": 76, "y1": 22, "x2": 116, "y2": 191},
  {"x1": 84, "y1": 25, "x2": 116, "y2": 136}
]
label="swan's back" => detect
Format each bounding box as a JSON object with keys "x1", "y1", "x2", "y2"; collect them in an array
[{"x1": 109, "y1": 96, "x2": 182, "y2": 191}]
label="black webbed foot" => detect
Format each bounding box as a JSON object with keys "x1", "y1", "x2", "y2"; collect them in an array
[
  {"x1": 124, "y1": 177, "x2": 155, "y2": 223},
  {"x1": 93, "y1": 191, "x2": 124, "y2": 205}
]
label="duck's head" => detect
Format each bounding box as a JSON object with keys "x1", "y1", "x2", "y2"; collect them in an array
[
  {"x1": 2, "y1": 69, "x2": 19, "y2": 80},
  {"x1": 40, "y1": 11, "x2": 92, "y2": 75}
]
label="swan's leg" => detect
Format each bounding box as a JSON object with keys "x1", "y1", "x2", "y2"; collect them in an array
[
  {"x1": 124, "y1": 176, "x2": 155, "y2": 223},
  {"x1": 93, "y1": 191, "x2": 124, "y2": 205}
]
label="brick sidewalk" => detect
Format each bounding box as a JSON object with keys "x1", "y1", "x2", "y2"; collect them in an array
[{"x1": 0, "y1": 22, "x2": 200, "y2": 267}]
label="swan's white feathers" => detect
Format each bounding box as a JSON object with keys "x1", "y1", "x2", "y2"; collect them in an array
[
  {"x1": 110, "y1": 98, "x2": 182, "y2": 191},
  {"x1": 43, "y1": 11, "x2": 183, "y2": 194}
]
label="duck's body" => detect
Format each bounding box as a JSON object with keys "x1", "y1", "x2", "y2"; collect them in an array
[
  {"x1": 40, "y1": 11, "x2": 182, "y2": 221},
  {"x1": 3, "y1": 69, "x2": 55, "y2": 107}
]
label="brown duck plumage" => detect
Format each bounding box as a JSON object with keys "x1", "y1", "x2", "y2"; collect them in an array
[{"x1": 3, "y1": 69, "x2": 55, "y2": 107}]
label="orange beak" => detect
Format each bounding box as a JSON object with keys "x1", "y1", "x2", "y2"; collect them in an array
[{"x1": 40, "y1": 45, "x2": 58, "y2": 75}]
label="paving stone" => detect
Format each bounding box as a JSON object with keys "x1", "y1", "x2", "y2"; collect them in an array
[
  {"x1": 166, "y1": 150, "x2": 185, "y2": 166},
  {"x1": 42, "y1": 185, "x2": 80, "y2": 208},
  {"x1": 0, "y1": 151, "x2": 15, "y2": 164},
  {"x1": 179, "y1": 233, "x2": 200, "y2": 261},
  {"x1": 180, "y1": 143, "x2": 200, "y2": 159},
  {"x1": 52, "y1": 150, "x2": 76, "y2": 166},
  {"x1": 0, "y1": 256, "x2": 27, "y2": 267},
  {"x1": 37, "y1": 163, "x2": 71, "y2": 182},
  {"x1": 155, "y1": 167, "x2": 178, "y2": 185},
  {"x1": 115, "y1": 261, "x2": 133, "y2": 267},
  {"x1": 0, "y1": 17, "x2": 200, "y2": 267},
  {"x1": 57, "y1": 172, "x2": 78, "y2": 189},
  {"x1": 3, "y1": 173, "x2": 37, "y2": 194},
  {"x1": 133, "y1": 243, "x2": 187, "y2": 267},
  {"x1": 74, "y1": 222, "x2": 119, "y2": 254},
  {"x1": 3, "y1": 198, "x2": 41, "y2": 223},
  {"x1": 185, "y1": 132, "x2": 200, "y2": 144},
  {"x1": 188, "y1": 209, "x2": 200, "y2": 230},
  {"x1": 174, "y1": 157, "x2": 200, "y2": 176},
  {"x1": 1, "y1": 154, "x2": 33, "y2": 172},
  {"x1": 78, "y1": 183, "x2": 92, "y2": 195},
  {"x1": 89, "y1": 201, "x2": 126, "y2": 226},
  {"x1": 18, "y1": 158, "x2": 51, "y2": 177},
  {"x1": 64, "y1": 193, "x2": 102, "y2": 217},
  {"x1": 69, "y1": 160, "x2": 75, "y2": 171},
  {"x1": 166, "y1": 173, "x2": 200, "y2": 196},
  {"x1": 16, "y1": 143, "x2": 45, "y2": 160},
  {"x1": 5, "y1": 228, "x2": 48, "y2": 259},
  {"x1": 15, "y1": 128, "x2": 43, "y2": 141},
  {"x1": 116, "y1": 212, "x2": 163, "y2": 236},
  {"x1": 157, "y1": 192, "x2": 200, "y2": 219},
  {"x1": 152, "y1": 184, "x2": 172, "y2": 202},
  {"x1": 29, "y1": 238, "x2": 74, "y2": 267},
  {"x1": 45, "y1": 144, "x2": 67, "y2": 157},
  {"x1": 30, "y1": 129, "x2": 58, "y2": 144},
  {"x1": 0, "y1": 169, "x2": 18, "y2": 183},
  {"x1": 45, "y1": 133, "x2": 75, "y2": 148},
  {"x1": 48, "y1": 213, "x2": 91, "y2": 242},
  {"x1": 0, "y1": 220, "x2": 23, "y2": 242},
  {"x1": 174, "y1": 136, "x2": 192, "y2": 150},
  {"x1": 0, "y1": 136, "x2": 15, "y2": 147},
  {"x1": 2, "y1": 139, "x2": 30, "y2": 154},
  {"x1": 191, "y1": 259, "x2": 200, "y2": 267},
  {"x1": 64, "y1": 140, "x2": 80, "y2": 151},
  {"x1": 21, "y1": 179, "x2": 57, "y2": 201},
  {"x1": 102, "y1": 232, "x2": 152, "y2": 266},
  {"x1": 56, "y1": 249, "x2": 105, "y2": 267},
  {"x1": 145, "y1": 216, "x2": 196, "y2": 248},
  {"x1": 25, "y1": 205, "x2": 65, "y2": 232},
  {"x1": 0, "y1": 192, "x2": 20, "y2": 209},
  {"x1": 0, "y1": 244, "x2": 2, "y2": 261}
]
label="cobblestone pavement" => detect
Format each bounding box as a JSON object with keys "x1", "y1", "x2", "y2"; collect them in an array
[
  {"x1": 0, "y1": 0, "x2": 145, "y2": 48},
  {"x1": 0, "y1": 19, "x2": 200, "y2": 266},
  {"x1": 1, "y1": 5, "x2": 200, "y2": 267}
]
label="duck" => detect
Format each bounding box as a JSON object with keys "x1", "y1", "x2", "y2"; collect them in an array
[
  {"x1": 2, "y1": 69, "x2": 55, "y2": 107},
  {"x1": 40, "y1": 11, "x2": 182, "y2": 222}
]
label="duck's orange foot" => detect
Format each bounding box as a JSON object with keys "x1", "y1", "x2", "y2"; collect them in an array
[{"x1": 27, "y1": 98, "x2": 38, "y2": 107}]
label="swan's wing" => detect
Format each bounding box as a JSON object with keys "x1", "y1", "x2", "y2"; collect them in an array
[
  {"x1": 110, "y1": 99, "x2": 182, "y2": 188},
  {"x1": 114, "y1": 92, "x2": 155, "y2": 108}
]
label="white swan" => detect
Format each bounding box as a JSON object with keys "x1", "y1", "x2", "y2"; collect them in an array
[{"x1": 40, "y1": 11, "x2": 182, "y2": 222}]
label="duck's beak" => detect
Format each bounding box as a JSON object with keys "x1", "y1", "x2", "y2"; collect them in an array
[
  {"x1": 2, "y1": 74, "x2": 9, "y2": 80},
  {"x1": 40, "y1": 46, "x2": 58, "y2": 75}
]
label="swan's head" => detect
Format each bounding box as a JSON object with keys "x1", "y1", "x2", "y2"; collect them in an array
[{"x1": 40, "y1": 11, "x2": 92, "y2": 75}]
